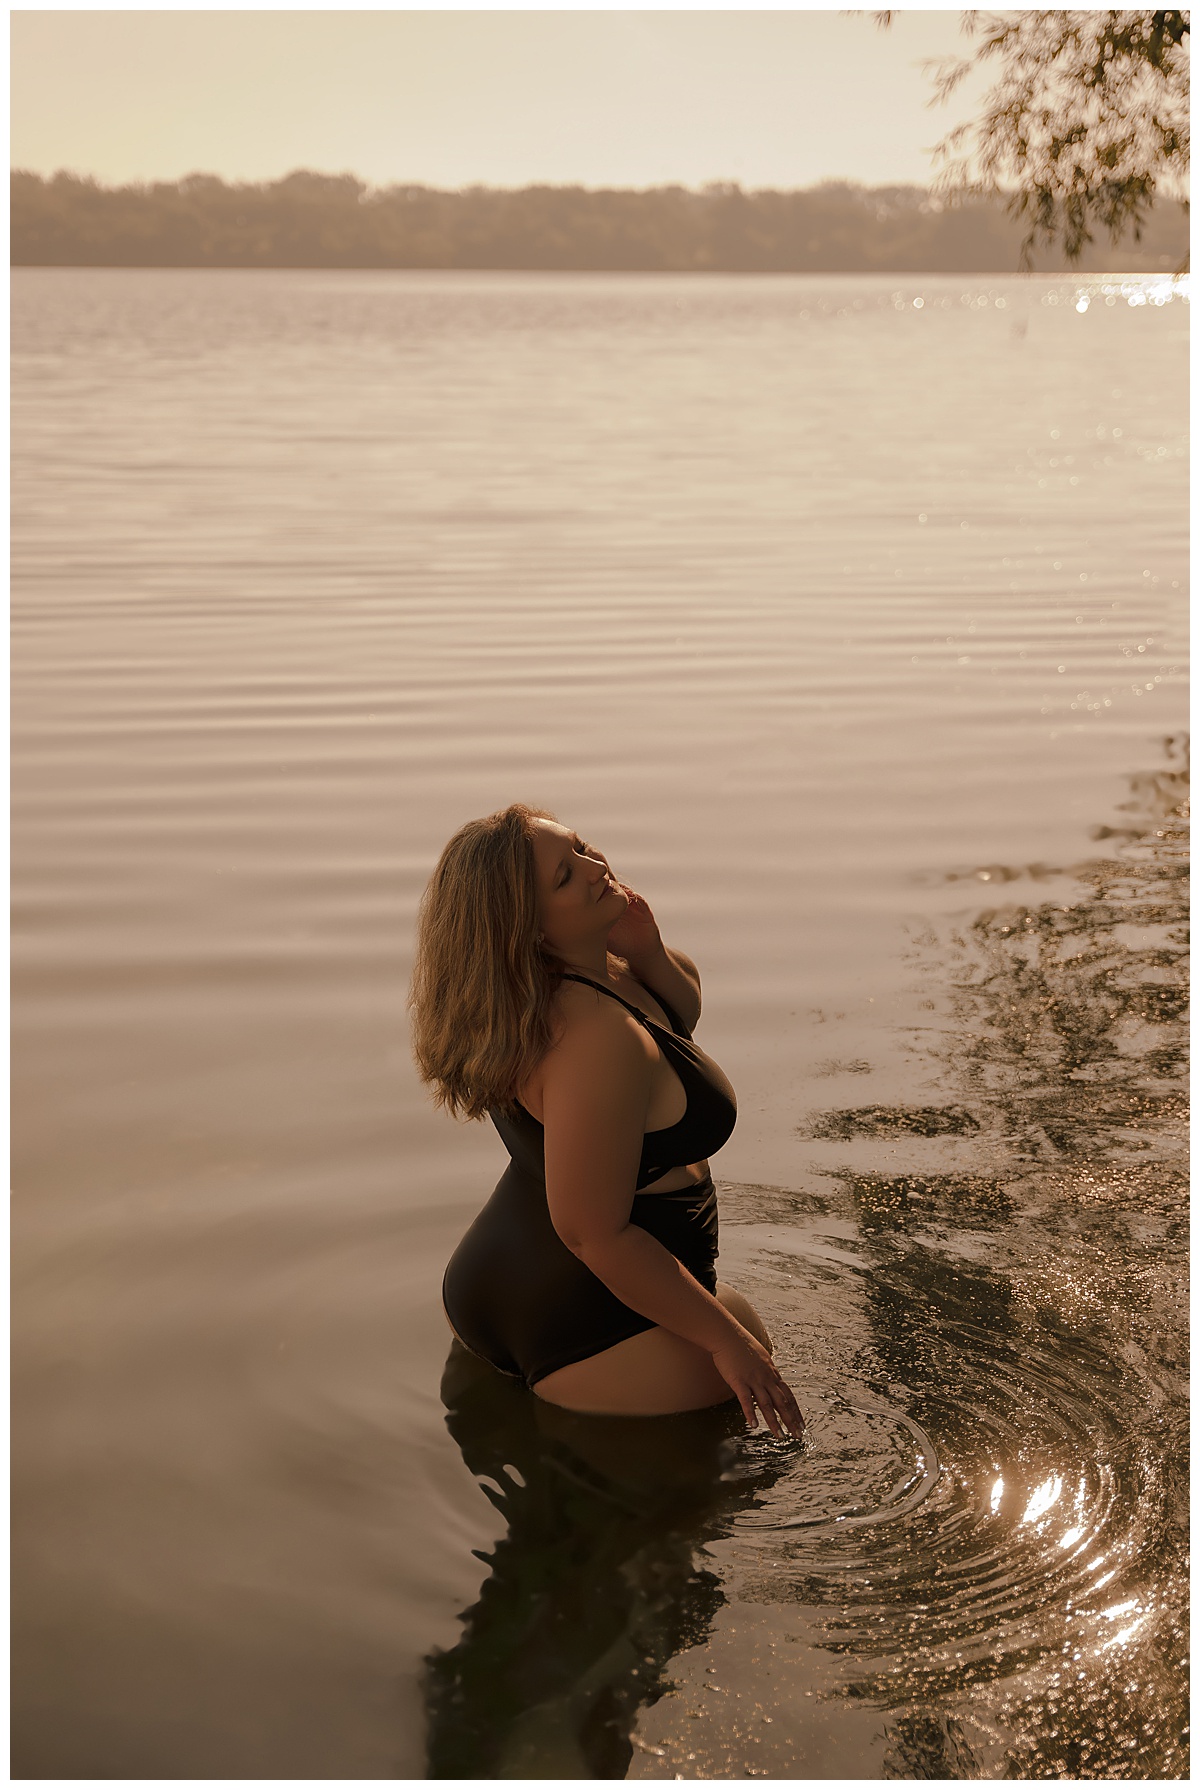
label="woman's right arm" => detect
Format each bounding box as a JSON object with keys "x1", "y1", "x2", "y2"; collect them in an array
[{"x1": 540, "y1": 999, "x2": 804, "y2": 1439}]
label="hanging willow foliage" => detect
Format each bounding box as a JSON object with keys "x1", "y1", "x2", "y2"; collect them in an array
[{"x1": 876, "y1": 10, "x2": 1190, "y2": 271}]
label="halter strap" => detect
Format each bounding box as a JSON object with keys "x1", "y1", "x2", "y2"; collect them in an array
[{"x1": 558, "y1": 971, "x2": 661, "y2": 1031}]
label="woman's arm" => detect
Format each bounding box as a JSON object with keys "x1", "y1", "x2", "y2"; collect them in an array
[{"x1": 541, "y1": 997, "x2": 803, "y2": 1438}]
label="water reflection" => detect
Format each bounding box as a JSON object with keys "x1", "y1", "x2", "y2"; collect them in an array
[
  {"x1": 881, "y1": 1707, "x2": 980, "y2": 1777},
  {"x1": 423, "y1": 1344, "x2": 790, "y2": 1778}
]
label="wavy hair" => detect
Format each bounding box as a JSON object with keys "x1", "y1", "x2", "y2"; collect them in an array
[{"x1": 409, "y1": 802, "x2": 565, "y2": 1120}]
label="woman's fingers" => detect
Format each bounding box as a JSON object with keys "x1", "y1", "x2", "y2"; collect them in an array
[
  {"x1": 734, "y1": 1386, "x2": 758, "y2": 1428},
  {"x1": 772, "y1": 1375, "x2": 806, "y2": 1437},
  {"x1": 619, "y1": 884, "x2": 655, "y2": 919},
  {"x1": 744, "y1": 1368, "x2": 805, "y2": 1439},
  {"x1": 756, "y1": 1387, "x2": 787, "y2": 1439},
  {"x1": 712, "y1": 1334, "x2": 805, "y2": 1440}
]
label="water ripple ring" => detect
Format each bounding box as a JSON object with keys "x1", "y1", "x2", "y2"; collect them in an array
[{"x1": 776, "y1": 1402, "x2": 942, "y2": 1532}]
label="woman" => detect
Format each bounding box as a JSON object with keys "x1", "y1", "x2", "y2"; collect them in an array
[{"x1": 409, "y1": 803, "x2": 804, "y2": 1439}]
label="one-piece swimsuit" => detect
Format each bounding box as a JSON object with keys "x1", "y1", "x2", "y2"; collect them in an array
[{"x1": 441, "y1": 972, "x2": 737, "y2": 1386}]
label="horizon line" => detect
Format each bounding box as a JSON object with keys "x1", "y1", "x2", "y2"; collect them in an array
[{"x1": 12, "y1": 167, "x2": 1025, "y2": 201}]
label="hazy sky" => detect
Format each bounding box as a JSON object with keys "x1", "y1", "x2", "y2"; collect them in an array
[{"x1": 11, "y1": 9, "x2": 997, "y2": 192}]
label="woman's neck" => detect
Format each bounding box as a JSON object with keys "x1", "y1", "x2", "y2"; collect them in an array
[{"x1": 556, "y1": 943, "x2": 612, "y2": 981}]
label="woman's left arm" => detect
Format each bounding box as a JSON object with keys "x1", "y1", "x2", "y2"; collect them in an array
[{"x1": 608, "y1": 886, "x2": 702, "y2": 1033}]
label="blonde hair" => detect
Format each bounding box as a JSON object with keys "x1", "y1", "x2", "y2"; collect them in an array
[{"x1": 409, "y1": 802, "x2": 563, "y2": 1120}]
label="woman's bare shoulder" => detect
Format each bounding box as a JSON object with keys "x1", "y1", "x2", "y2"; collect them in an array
[
  {"x1": 519, "y1": 979, "x2": 652, "y2": 1120},
  {"x1": 541, "y1": 978, "x2": 652, "y2": 1076}
]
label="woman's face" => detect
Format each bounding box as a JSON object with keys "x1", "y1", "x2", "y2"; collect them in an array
[{"x1": 530, "y1": 818, "x2": 627, "y2": 959}]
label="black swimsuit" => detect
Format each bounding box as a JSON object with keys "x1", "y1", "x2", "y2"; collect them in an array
[{"x1": 441, "y1": 973, "x2": 738, "y2": 1387}]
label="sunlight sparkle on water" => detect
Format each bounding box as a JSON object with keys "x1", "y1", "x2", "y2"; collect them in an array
[
  {"x1": 1073, "y1": 275, "x2": 1189, "y2": 310},
  {"x1": 1021, "y1": 1474, "x2": 1063, "y2": 1525},
  {"x1": 1100, "y1": 1601, "x2": 1147, "y2": 1651}
]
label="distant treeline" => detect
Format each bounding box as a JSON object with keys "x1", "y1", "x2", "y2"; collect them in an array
[{"x1": 11, "y1": 169, "x2": 1188, "y2": 273}]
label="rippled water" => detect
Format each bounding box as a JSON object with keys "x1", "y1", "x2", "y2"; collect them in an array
[{"x1": 11, "y1": 268, "x2": 1188, "y2": 1778}]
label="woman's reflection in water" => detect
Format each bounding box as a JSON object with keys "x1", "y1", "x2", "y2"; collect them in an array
[{"x1": 423, "y1": 1340, "x2": 790, "y2": 1779}]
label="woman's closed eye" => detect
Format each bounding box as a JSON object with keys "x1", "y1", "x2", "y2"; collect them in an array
[{"x1": 556, "y1": 844, "x2": 580, "y2": 888}]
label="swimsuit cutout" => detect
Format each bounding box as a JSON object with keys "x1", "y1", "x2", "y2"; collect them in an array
[{"x1": 441, "y1": 972, "x2": 738, "y2": 1386}]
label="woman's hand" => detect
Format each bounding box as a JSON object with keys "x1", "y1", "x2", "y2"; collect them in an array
[
  {"x1": 710, "y1": 1330, "x2": 806, "y2": 1440},
  {"x1": 606, "y1": 883, "x2": 664, "y2": 967}
]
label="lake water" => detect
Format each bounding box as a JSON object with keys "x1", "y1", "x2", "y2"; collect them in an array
[{"x1": 11, "y1": 267, "x2": 1188, "y2": 1778}]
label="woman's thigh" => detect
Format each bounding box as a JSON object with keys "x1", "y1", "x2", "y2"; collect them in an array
[{"x1": 532, "y1": 1282, "x2": 771, "y2": 1417}]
